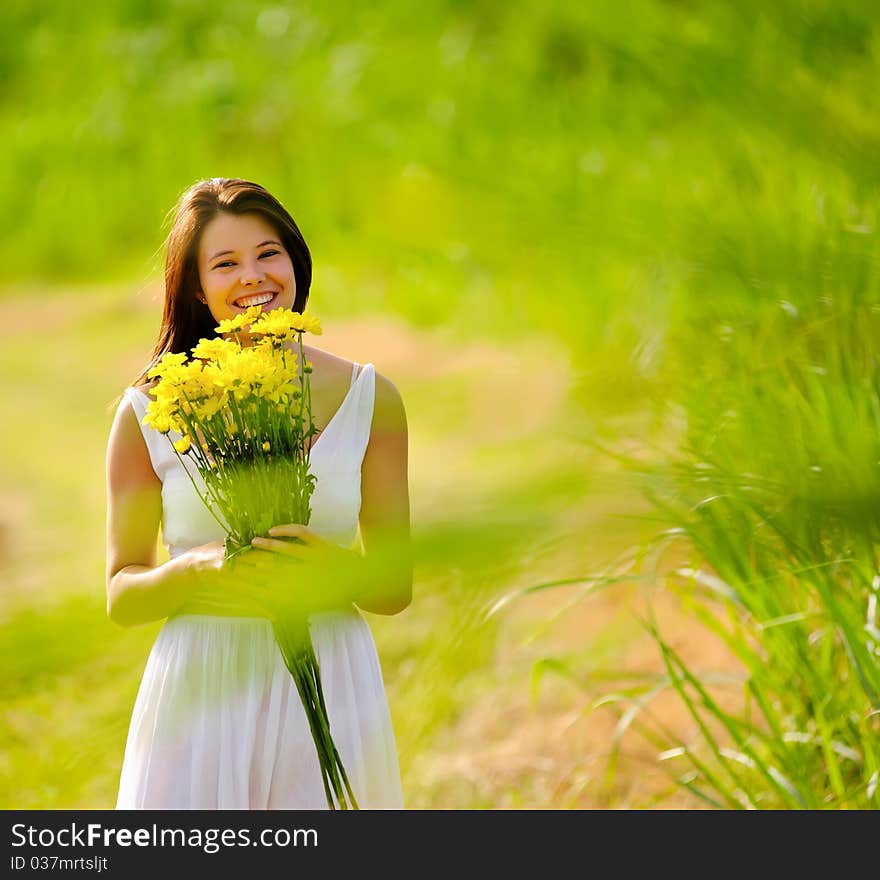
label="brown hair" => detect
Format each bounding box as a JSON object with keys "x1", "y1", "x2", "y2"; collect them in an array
[{"x1": 129, "y1": 177, "x2": 312, "y2": 390}]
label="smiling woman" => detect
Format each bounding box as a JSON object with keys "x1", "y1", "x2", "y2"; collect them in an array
[
  {"x1": 104, "y1": 177, "x2": 411, "y2": 810},
  {"x1": 133, "y1": 178, "x2": 313, "y2": 367},
  {"x1": 197, "y1": 212, "x2": 295, "y2": 325}
]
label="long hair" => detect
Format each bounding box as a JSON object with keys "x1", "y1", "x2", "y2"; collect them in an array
[{"x1": 129, "y1": 177, "x2": 312, "y2": 391}]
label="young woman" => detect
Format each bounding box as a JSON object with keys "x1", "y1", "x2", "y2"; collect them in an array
[{"x1": 105, "y1": 177, "x2": 411, "y2": 808}]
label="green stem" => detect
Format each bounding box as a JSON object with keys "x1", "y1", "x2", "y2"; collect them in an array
[{"x1": 273, "y1": 621, "x2": 356, "y2": 809}]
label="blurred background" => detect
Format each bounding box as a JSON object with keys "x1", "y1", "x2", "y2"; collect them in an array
[{"x1": 2, "y1": 0, "x2": 879, "y2": 808}]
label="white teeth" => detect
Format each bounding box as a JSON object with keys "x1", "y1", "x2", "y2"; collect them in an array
[{"x1": 234, "y1": 292, "x2": 275, "y2": 308}]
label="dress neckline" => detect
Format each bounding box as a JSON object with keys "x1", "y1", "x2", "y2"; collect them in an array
[{"x1": 130, "y1": 362, "x2": 370, "y2": 457}]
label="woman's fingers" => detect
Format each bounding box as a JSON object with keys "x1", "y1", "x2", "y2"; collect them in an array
[
  {"x1": 251, "y1": 536, "x2": 307, "y2": 558},
  {"x1": 232, "y1": 550, "x2": 270, "y2": 566},
  {"x1": 267, "y1": 524, "x2": 313, "y2": 542}
]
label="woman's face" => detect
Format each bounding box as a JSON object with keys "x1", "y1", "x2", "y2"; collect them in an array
[{"x1": 196, "y1": 211, "x2": 297, "y2": 330}]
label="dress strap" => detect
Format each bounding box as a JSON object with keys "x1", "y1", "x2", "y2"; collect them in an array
[
  {"x1": 313, "y1": 363, "x2": 375, "y2": 470},
  {"x1": 346, "y1": 362, "x2": 374, "y2": 468}
]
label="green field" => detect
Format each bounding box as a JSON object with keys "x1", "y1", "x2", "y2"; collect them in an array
[{"x1": 2, "y1": 0, "x2": 879, "y2": 808}]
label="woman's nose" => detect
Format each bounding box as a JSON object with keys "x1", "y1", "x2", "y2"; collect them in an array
[{"x1": 241, "y1": 261, "x2": 266, "y2": 286}]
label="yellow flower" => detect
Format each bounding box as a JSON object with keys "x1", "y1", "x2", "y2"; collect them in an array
[
  {"x1": 148, "y1": 352, "x2": 187, "y2": 374},
  {"x1": 192, "y1": 393, "x2": 227, "y2": 420},
  {"x1": 262, "y1": 441, "x2": 271, "y2": 452},
  {"x1": 142, "y1": 392, "x2": 186, "y2": 435},
  {"x1": 217, "y1": 346, "x2": 271, "y2": 400},
  {"x1": 191, "y1": 337, "x2": 237, "y2": 362},
  {"x1": 247, "y1": 307, "x2": 323, "y2": 340},
  {"x1": 143, "y1": 410, "x2": 174, "y2": 435},
  {"x1": 215, "y1": 305, "x2": 263, "y2": 336},
  {"x1": 249, "y1": 309, "x2": 300, "y2": 342},
  {"x1": 290, "y1": 311, "x2": 322, "y2": 335},
  {"x1": 174, "y1": 435, "x2": 192, "y2": 454},
  {"x1": 147, "y1": 351, "x2": 191, "y2": 387},
  {"x1": 202, "y1": 360, "x2": 232, "y2": 391}
]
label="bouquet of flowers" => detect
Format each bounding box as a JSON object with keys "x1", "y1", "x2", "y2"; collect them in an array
[{"x1": 142, "y1": 305, "x2": 358, "y2": 810}]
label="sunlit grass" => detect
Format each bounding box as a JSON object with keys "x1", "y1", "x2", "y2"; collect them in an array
[
  {"x1": 515, "y1": 281, "x2": 880, "y2": 809},
  {"x1": 3, "y1": 0, "x2": 880, "y2": 808},
  {"x1": 634, "y1": 295, "x2": 880, "y2": 808}
]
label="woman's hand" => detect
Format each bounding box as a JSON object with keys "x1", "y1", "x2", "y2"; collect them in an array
[
  {"x1": 236, "y1": 524, "x2": 363, "y2": 617},
  {"x1": 184, "y1": 539, "x2": 232, "y2": 589},
  {"x1": 177, "y1": 539, "x2": 279, "y2": 619},
  {"x1": 250, "y1": 524, "x2": 354, "y2": 567}
]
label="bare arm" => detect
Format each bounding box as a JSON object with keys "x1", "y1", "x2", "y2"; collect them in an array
[
  {"x1": 354, "y1": 371, "x2": 413, "y2": 616},
  {"x1": 105, "y1": 398, "x2": 225, "y2": 627}
]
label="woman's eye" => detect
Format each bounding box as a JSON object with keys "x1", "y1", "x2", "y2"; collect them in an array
[
  {"x1": 213, "y1": 261, "x2": 234, "y2": 269},
  {"x1": 260, "y1": 250, "x2": 279, "y2": 258}
]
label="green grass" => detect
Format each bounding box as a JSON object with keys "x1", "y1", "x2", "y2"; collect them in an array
[
  {"x1": 3, "y1": 2, "x2": 878, "y2": 404},
  {"x1": 3, "y1": 1, "x2": 880, "y2": 808},
  {"x1": 525, "y1": 276, "x2": 880, "y2": 809}
]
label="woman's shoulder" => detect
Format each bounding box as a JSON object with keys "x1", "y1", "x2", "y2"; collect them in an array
[
  {"x1": 308, "y1": 346, "x2": 405, "y2": 424},
  {"x1": 372, "y1": 369, "x2": 407, "y2": 432},
  {"x1": 301, "y1": 345, "x2": 360, "y2": 372},
  {"x1": 131, "y1": 380, "x2": 159, "y2": 398},
  {"x1": 305, "y1": 345, "x2": 375, "y2": 385},
  {"x1": 107, "y1": 385, "x2": 159, "y2": 480},
  {"x1": 106, "y1": 381, "x2": 154, "y2": 420},
  {"x1": 324, "y1": 349, "x2": 400, "y2": 396}
]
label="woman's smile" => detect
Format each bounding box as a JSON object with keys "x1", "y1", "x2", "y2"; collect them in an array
[
  {"x1": 232, "y1": 290, "x2": 279, "y2": 310},
  {"x1": 197, "y1": 211, "x2": 297, "y2": 325}
]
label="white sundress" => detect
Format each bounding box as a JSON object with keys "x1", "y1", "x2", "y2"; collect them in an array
[{"x1": 114, "y1": 361, "x2": 404, "y2": 809}]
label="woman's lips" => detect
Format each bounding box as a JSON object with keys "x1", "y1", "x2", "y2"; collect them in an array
[{"x1": 233, "y1": 291, "x2": 278, "y2": 310}]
